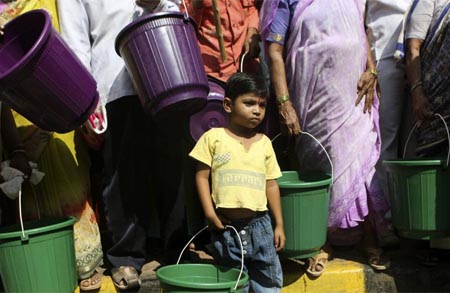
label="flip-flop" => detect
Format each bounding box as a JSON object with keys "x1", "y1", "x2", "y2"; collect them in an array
[
  {"x1": 111, "y1": 266, "x2": 141, "y2": 290},
  {"x1": 365, "y1": 247, "x2": 391, "y2": 271},
  {"x1": 416, "y1": 250, "x2": 439, "y2": 267},
  {"x1": 79, "y1": 270, "x2": 102, "y2": 291},
  {"x1": 306, "y1": 250, "x2": 329, "y2": 277}
]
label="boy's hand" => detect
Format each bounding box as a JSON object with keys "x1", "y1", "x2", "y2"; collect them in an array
[
  {"x1": 273, "y1": 225, "x2": 285, "y2": 251},
  {"x1": 207, "y1": 214, "x2": 226, "y2": 231},
  {"x1": 10, "y1": 152, "x2": 32, "y2": 178}
]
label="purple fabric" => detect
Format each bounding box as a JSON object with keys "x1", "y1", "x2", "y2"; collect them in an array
[{"x1": 261, "y1": 0, "x2": 389, "y2": 230}]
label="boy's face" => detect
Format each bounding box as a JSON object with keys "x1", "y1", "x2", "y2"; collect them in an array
[{"x1": 224, "y1": 93, "x2": 267, "y2": 129}]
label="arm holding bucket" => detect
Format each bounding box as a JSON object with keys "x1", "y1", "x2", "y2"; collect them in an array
[
  {"x1": 266, "y1": 179, "x2": 285, "y2": 251},
  {"x1": 244, "y1": 3, "x2": 260, "y2": 59},
  {"x1": 135, "y1": 0, "x2": 180, "y2": 13},
  {"x1": 1, "y1": 105, "x2": 31, "y2": 177},
  {"x1": 195, "y1": 162, "x2": 226, "y2": 231}
]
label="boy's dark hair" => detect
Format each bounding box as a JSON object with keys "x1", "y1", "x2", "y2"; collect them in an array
[{"x1": 224, "y1": 72, "x2": 269, "y2": 101}]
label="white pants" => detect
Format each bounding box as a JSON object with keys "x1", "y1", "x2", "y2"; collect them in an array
[{"x1": 374, "y1": 57, "x2": 408, "y2": 200}]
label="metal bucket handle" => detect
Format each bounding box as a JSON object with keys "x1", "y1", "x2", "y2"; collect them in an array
[
  {"x1": 176, "y1": 225, "x2": 245, "y2": 292},
  {"x1": 271, "y1": 131, "x2": 334, "y2": 186},
  {"x1": 17, "y1": 185, "x2": 41, "y2": 241},
  {"x1": 403, "y1": 113, "x2": 450, "y2": 167}
]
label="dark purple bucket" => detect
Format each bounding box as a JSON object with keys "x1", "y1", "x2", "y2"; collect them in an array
[
  {"x1": 0, "y1": 9, "x2": 99, "y2": 133},
  {"x1": 189, "y1": 79, "x2": 227, "y2": 141},
  {"x1": 115, "y1": 12, "x2": 208, "y2": 120}
]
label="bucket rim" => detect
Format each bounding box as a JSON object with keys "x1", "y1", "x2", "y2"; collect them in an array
[
  {"x1": 278, "y1": 171, "x2": 332, "y2": 189},
  {"x1": 115, "y1": 11, "x2": 197, "y2": 56},
  {"x1": 0, "y1": 9, "x2": 51, "y2": 80},
  {"x1": 383, "y1": 158, "x2": 446, "y2": 167},
  {"x1": 0, "y1": 216, "x2": 75, "y2": 240},
  {"x1": 156, "y1": 263, "x2": 249, "y2": 289}
]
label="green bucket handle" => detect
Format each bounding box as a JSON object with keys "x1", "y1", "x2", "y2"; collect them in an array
[
  {"x1": 272, "y1": 131, "x2": 334, "y2": 186},
  {"x1": 403, "y1": 113, "x2": 450, "y2": 167},
  {"x1": 176, "y1": 225, "x2": 245, "y2": 292}
]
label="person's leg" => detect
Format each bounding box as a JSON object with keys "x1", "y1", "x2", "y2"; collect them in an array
[
  {"x1": 375, "y1": 58, "x2": 407, "y2": 198},
  {"x1": 102, "y1": 96, "x2": 153, "y2": 271},
  {"x1": 246, "y1": 214, "x2": 283, "y2": 292},
  {"x1": 373, "y1": 58, "x2": 407, "y2": 246},
  {"x1": 153, "y1": 120, "x2": 188, "y2": 263},
  {"x1": 361, "y1": 215, "x2": 391, "y2": 270}
]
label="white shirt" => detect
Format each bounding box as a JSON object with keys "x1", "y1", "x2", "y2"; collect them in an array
[
  {"x1": 406, "y1": 0, "x2": 448, "y2": 40},
  {"x1": 57, "y1": 0, "x2": 179, "y2": 105},
  {"x1": 365, "y1": 0, "x2": 412, "y2": 61}
]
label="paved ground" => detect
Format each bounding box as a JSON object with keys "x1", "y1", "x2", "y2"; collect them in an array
[{"x1": 73, "y1": 244, "x2": 450, "y2": 293}]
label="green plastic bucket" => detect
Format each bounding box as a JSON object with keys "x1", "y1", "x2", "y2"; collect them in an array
[
  {"x1": 157, "y1": 264, "x2": 249, "y2": 292},
  {"x1": 157, "y1": 226, "x2": 249, "y2": 292},
  {"x1": 0, "y1": 217, "x2": 77, "y2": 292},
  {"x1": 278, "y1": 171, "x2": 331, "y2": 259},
  {"x1": 383, "y1": 158, "x2": 450, "y2": 240}
]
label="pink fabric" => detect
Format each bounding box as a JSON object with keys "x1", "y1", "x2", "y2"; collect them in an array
[
  {"x1": 0, "y1": 3, "x2": 7, "y2": 13},
  {"x1": 262, "y1": 0, "x2": 389, "y2": 230}
]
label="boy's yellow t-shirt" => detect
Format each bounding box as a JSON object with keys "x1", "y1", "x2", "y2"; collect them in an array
[{"x1": 189, "y1": 128, "x2": 282, "y2": 211}]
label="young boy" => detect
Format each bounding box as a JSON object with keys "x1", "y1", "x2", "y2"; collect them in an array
[{"x1": 189, "y1": 72, "x2": 285, "y2": 292}]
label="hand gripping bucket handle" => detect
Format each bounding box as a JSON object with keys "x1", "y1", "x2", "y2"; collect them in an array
[
  {"x1": 271, "y1": 131, "x2": 334, "y2": 186},
  {"x1": 403, "y1": 113, "x2": 450, "y2": 167},
  {"x1": 176, "y1": 225, "x2": 245, "y2": 291}
]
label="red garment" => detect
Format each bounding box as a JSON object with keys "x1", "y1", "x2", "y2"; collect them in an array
[{"x1": 184, "y1": 0, "x2": 259, "y2": 82}]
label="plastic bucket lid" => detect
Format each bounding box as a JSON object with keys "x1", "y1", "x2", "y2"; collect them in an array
[{"x1": 189, "y1": 79, "x2": 227, "y2": 141}]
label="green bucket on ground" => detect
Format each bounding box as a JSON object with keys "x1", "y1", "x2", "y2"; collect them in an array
[
  {"x1": 278, "y1": 171, "x2": 331, "y2": 259},
  {"x1": 157, "y1": 263, "x2": 249, "y2": 292},
  {"x1": 383, "y1": 158, "x2": 450, "y2": 240},
  {"x1": 0, "y1": 217, "x2": 77, "y2": 292}
]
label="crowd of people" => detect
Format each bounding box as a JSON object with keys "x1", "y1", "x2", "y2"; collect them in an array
[{"x1": 0, "y1": 0, "x2": 449, "y2": 291}]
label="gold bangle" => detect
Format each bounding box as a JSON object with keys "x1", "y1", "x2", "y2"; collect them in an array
[
  {"x1": 367, "y1": 68, "x2": 378, "y2": 78},
  {"x1": 276, "y1": 95, "x2": 290, "y2": 104}
]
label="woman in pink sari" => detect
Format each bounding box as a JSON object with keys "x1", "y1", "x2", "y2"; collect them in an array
[{"x1": 261, "y1": 0, "x2": 390, "y2": 277}]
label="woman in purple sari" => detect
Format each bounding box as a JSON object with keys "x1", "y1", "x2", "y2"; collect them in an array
[{"x1": 261, "y1": 0, "x2": 390, "y2": 276}]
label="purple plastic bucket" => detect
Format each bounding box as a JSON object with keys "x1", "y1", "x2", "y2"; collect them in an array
[
  {"x1": 115, "y1": 12, "x2": 208, "y2": 120},
  {"x1": 189, "y1": 79, "x2": 227, "y2": 141},
  {"x1": 0, "y1": 10, "x2": 99, "y2": 133}
]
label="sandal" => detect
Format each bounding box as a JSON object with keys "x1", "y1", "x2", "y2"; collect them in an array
[
  {"x1": 416, "y1": 249, "x2": 439, "y2": 267},
  {"x1": 111, "y1": 266, "x2": 141, "y2": 290},
  {"x1": 365, "y1": 247, "x2": 391, "y2": 271},
  {"x1": 306, "y1": 249, "x2": 330, "y2": 277},
  {"x1": 79, "y1": 270, "x2": 102, "y2": 291}
]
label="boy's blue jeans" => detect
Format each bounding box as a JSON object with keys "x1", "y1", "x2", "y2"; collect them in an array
[{"x1": 211, "y1": 212, "x2": 283, "y2": 292}]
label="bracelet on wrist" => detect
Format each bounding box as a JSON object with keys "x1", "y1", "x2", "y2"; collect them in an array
[
  {"x1": 367, "y1": 68, "x2": 378, "y2": 78},
  {"x1": 410, "y1": 80, "x2": 423, "y2": 94},
  {"x1": 11, "y1": 149, "x2": 26, "y2": 155},
  {"x1": 276, "y1": 95, "x2": 290, "y2": 105}
]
